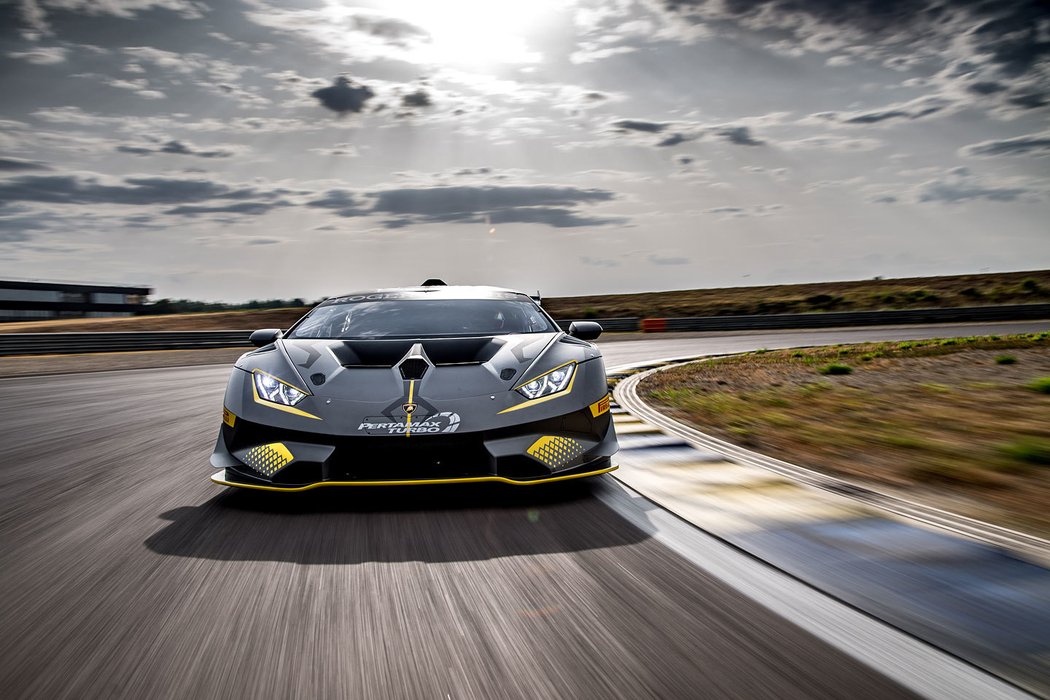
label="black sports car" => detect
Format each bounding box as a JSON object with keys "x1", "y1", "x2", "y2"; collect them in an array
[{"x1": 210, "y1": 282, "x2": 618, "y2": 490}]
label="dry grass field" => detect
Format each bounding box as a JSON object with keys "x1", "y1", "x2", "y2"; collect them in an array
[{"x1": 640, "y1": 332, "x2": 1050, "y2": 536}]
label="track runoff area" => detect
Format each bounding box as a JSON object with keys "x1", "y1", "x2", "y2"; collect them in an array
[{"x1": 0, "y1": 320, "x2": 1048, "y2": 699}]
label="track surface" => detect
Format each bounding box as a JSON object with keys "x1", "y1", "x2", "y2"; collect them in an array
[{"x1": 1, "y1": 322, "x2": 1046, "y2": 699}]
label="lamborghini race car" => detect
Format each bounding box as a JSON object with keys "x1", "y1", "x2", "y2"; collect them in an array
[{"x1": 210, "y1": 282, "x2": 618, "y2": 490}]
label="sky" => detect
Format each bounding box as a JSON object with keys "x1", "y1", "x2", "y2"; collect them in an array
[{"x1": 0, "y1": 0, "x2": 1048, "y2": 302}]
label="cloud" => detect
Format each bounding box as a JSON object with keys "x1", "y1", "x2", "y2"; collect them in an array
[
  {"x1": 116, "y1": 140, "x2": 240, "y2": 159},
  {"x1": 610, "y1": 119, "x2": 669, "y2": 133},
  {"x1": 7, "y1": 46, "x2": 66, "y2": 64},
  {"x1": 308, "y1": 184, "x2": 629, "y2": 229},
  {"x1": 311, "y1": 76, "x2": 376, "y2": 114},
  {"x1": 0, "y1": 158, "x2": 50, "y2": 171},
  {"x1": 915, "y1": 167, "x2": 1038, "y2": 204},
  {"x1": 960, "y1": 132, "x2": 1050, "y2": 158},
  {"x1": 309, "y1": 144, "x2": 360, "y2": 157},
  {"x1": 401, "y1": 89, "x2": 432, "y2": 108},
  {"x1": 703, "y1": 204, "x2": 785, "y2": 218},
  {"x1": 164, "y1": 202, "x2": 287, "y2": 216},
  {"x1": 0, "y1": 173, "x2": 291, "y2": 207},
  {"x1": 780, "y1": 135, "x2": 883, "y2": 152},
  {"x1": 812, "y1": 96, "x2": 955, "y2": 126},
  {"x1": 306, "y1": 189, "x2": 368, "y2": 217},
  {"x1": 657, "y1": 1, "x2": 1050, "y2": 121},
  {"x1": 15, "y1": 0, "x2": 205, "y2": 37},
  {"x1": 656, "y1": 133, "x2": 693, "y2": 147},
  {"x1": 244, "y1": 3, "x2": 465, "y2": 65},
  {"x1": 608, "y1": 118, "x2": 768, "y2": 148},
  {"x1": 717, "y1": 126, "x2": 763, "y2": 146},
  {"x1": 371, "y1": 185, "x2": 614, "y2": 214}
]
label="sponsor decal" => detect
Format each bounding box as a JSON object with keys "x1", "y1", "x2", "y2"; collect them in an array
[
  {"x1": 222, "y1": 407, "x2": 236, "y2": 427},
  {"x1": 589, "y1": 394, "x2": 611, "y2": 418},
  {"x1": 358, "y1": 411, "x2": 461, "y2": 435}
]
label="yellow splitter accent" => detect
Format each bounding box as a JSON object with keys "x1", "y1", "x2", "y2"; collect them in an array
[{"x1": 210, "y1": 465, "x2": 618, "y2": 491}]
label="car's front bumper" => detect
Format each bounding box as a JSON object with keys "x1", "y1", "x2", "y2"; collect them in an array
[{"x1": 210, "y1": 400, "x2": 618, "y2": 490}]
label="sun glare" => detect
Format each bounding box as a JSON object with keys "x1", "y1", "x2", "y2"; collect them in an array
[{"x1": 377, "y1": 0, "x2": 558, "y2": 66}]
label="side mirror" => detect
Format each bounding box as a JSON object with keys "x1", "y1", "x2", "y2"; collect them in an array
[
  {"x1": 568, "y1": 321, "x2": 602, "y2": 341},
  {"x1": 249, "y1": 328, "x2": 282, "y2": 347}
]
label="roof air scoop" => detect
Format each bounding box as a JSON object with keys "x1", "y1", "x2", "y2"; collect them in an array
[{"x1": 398, "y1": 343, "x2": 431, "y2": 380}]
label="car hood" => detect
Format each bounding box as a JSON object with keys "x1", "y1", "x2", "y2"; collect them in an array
[{"x1": 277, "y1": 333, "x2": 567, "y2": 400}]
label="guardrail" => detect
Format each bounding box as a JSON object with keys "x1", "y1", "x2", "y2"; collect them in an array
[
  {"x1": 555, "y1": 318, "x2": 639, "y2": 332},
  {"x1": 0, "y1": 331, "x2": 251, "y2": 356},
  {"x1": 1, "y1": 305, "x2": 1048, "y2": 356},
  {"x1": 639, "y1": 303, "x2": 1050, "y2": 332}
]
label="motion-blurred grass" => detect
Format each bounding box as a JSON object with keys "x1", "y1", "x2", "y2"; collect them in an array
[{"x1": 641, "y1": 332, "x2": 1050, "y2": 536}]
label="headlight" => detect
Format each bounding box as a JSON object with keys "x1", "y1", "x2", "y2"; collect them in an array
[
  {"x1": 253, "y1": 370, "x2": 307, "y2": 406},
  {"x1": 517, "y1": 362, "x2": 576, "y2": 399}
]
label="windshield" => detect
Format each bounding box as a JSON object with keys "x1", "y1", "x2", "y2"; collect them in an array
[{"x1": 288, "y1": 298, "x2": 557, "y2": 339}]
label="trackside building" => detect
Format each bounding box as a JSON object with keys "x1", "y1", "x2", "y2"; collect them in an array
[{"x1": 0, "y1": 279, "x2": 151, "y2": 322}]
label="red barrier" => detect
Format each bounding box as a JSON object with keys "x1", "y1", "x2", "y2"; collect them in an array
[{"x1": 641, "y1": 318, "x2": 667, "y2": 332}]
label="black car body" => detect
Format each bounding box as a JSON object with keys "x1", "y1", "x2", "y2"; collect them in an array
[{"x1": 210, "y1": 284, "x2": 618, "y2": 490}]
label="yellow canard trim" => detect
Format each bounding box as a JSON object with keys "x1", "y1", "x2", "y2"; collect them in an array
[{"x1": 210, "y1": 465, "x2": 617, "y2": 491}]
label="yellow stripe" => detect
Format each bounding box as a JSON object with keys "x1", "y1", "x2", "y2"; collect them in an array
[
  {"x1": 210, "y1": 465, "x2": 617, "y2": 491},
  {"x1": 406, "y1": 379, "x2": 415, "y2": 438}
]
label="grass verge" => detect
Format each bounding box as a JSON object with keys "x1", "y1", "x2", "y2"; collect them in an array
[{"x1": 639, "y1": 332, "x2": 1050, "y2": 537}]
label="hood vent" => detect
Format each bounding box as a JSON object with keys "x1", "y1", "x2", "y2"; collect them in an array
[
  {"x1": 333, "y1": 337, "x2": 502, "y2": 368},
  {"x1": 399, "y1": 358, "x2": 429, "y2": 380},
  {"x1": 398, "y1": 343, "x2": 431, "y2": 381}
]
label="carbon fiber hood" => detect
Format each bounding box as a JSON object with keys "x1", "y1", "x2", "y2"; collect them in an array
[{"x1": 279, "y1": 333, "x2": 564, "y2": 400}]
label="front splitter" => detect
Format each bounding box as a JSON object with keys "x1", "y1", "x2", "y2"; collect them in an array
[{"x1": 209, "y1": 465, "x2": 618, "y2": 491}]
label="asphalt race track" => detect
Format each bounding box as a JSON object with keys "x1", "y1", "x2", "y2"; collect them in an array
[{"x1": 1, "y1": 321, "x2": 1047, "y2": 699}]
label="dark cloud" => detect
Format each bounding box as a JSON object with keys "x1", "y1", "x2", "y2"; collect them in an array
[
  {"x1": 960, "y1": 132, "x2": 1050, "y2": 158},
  {"x1": 662, "y1": 1, "x2": 1050, "y2": 118},
  {"x1": 968, "y1": 81, "x2": 1007, "y2": 95},
  {"x1": 306, "y1": 189, "x2": 368, "y2": 217},
  {"x1": 0, "y1": 174, "x2": 287, "y2": 206},
  {"x1": 116, "y1": 140, "x2": 236, "y2": 158},
  {"x1": 1006, "y1": 92, "x2": 1048, "y2": 110},
  {"x1": 656, "y1": 133, "x2": 692, "y2": 147},
  {"x1": 610, "y1": 119, "x2": 669, "y2": 133},
  {"x1": 401, "y1": 89, "x2": 432, "y2": 108},
  {"x1": 365, "y1": 185, "x2": 623, "y2": 229},
  {"x1": 163, "y1": 202, "x2": 287, "y2": 216},
  {"x1": 717, "y1": 126, "x2": 763, "y2": 146},
  {"x1": 0, "y1": 157, "x2": 50, "y2": 171},
  {"x1": 916, "y1": 167, "x2": 1034, "y2": 204},
  {"x1": 843, "y1": 110, "x2": 912, "y2": 125},
  {"x1": 311, "y1": 76, "x2": 375, "y2": 114},
  {"x1": 371, "y1": 185, "x2": 615, "y2": 215},
  {"x1": 350, "y1": 14, "x2": 429, "y2": 45}
]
